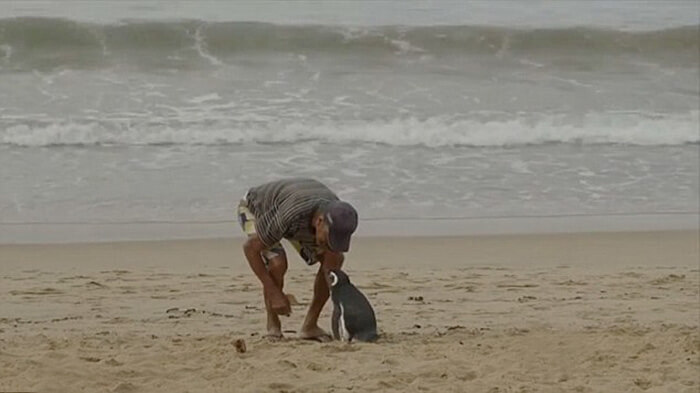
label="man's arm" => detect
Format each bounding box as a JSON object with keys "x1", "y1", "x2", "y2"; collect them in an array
[
  {"x1": 322, "y1": 251, "x2": 344, "y2": 270},
  {"x1": 321, "y1": 251, "x2": 345, "y2": 284},
  {"x1": 243, "y1": 234, "x2": 291, "y2": 315},
  {"x1": 243, "y1": 234, "x2": 276, "y2": 287}
]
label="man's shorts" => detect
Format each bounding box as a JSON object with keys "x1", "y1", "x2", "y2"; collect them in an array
[{"x1": 237, "y1": 194, "x2": 321, "y2": 266}]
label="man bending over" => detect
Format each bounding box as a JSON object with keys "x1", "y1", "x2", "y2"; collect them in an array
[{"x1": 237, "y1": 178, "x2": 358, "y2": 341}]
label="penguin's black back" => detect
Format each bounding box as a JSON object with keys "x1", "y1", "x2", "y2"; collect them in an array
[{"x1": 333, "y1": 282, "x2": 378, "y2": 342}]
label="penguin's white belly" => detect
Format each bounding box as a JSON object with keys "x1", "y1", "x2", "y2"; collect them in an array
[{"x1": 339, "y1": 304, "x2": 350, "y2": 341}]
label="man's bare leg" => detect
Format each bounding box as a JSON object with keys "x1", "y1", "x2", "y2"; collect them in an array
[
  {"x1": 300, "y1": 253, "x2": 343, "y2": 341},
  {"x1": 263, "y1": 254, "x2": 288, "y2": 339}
]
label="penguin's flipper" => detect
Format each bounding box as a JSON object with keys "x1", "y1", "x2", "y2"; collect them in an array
[{"x1": 331, "y1": 304, "x2": 341, "y2": 340}]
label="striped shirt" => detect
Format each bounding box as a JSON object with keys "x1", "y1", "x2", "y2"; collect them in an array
[{"x1": 246, "y1": 178, "x2": 339, "y2": 247}]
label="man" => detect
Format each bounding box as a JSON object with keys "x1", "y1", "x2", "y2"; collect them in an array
[{"x1": 237, "y1": 178, "x2": 358, "y2": 341}]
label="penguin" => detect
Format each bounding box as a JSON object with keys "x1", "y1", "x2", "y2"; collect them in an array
[{"x1": 328, "y1": 269, "x2": 378, "y2": 342}]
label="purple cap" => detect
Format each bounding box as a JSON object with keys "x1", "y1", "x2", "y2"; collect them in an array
[{"x1": 324, "y1": 201, "x2": 358, "y2": 252}]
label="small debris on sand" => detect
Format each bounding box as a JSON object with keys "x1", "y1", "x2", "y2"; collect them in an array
[{"x1": 233, "y1": 338, "x2": 247, "y2": 353}]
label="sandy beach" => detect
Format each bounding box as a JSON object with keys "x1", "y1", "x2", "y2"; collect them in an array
[
  {"x1": 1, "y1": 230, "x2": 698, "y2": 393},
  {"x1": 2, "y1": 2, "x2": 698, "y2": 392}
]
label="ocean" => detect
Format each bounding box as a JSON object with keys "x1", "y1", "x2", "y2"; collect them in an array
[{"x1": 1, "y1": 1, "x2": 698, "y2": 242}]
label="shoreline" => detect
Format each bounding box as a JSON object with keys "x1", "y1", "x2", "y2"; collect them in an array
[
  {"x1": 0, "y1": 212, "x2": 697, "y2": 245},
  {"x1": 1, "y1": 229, "x2": 697, "y2": 273}
]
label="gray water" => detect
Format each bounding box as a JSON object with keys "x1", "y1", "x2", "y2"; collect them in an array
[
  {"x1": 4, "y1": 1, "x2": 699, "y2": 28},
  {"x1": 1, "y1": 1, "x2": 698, "y2": 242}
]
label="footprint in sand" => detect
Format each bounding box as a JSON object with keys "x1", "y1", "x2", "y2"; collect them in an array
[
  {"x1": 86, "y1": 281, "x2": 108, "y2": 289},
  {"x1": 268, "y1": 382, "x2": 293, "y2": 390},
  {"x1": 9, "y1": 287, "x2": 63, "y2": 296},
  {"x1": 104, "y1": 358, "x2": 123, "y2": 367},
  {"x1": 112, "y1": 382, "x2": 138, "y2": 393},
  {"x1": 556, "y1": 279, "x2": 588, "y2": 286},
  {"x1": 496, "y1": 283, "x2": 538, "y2": 289},
  {"x1": 649, "y1": 274, "x2": 685, "y2": 285},
  {"x1": 457, "y1": 370, "x2": 478, "y2": 381}
]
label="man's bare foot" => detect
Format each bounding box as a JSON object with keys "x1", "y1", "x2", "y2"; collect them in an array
[
  {"x1": 263, "y1": 333, "x2": 284, "y2": 342},
  {"x1": 262, "y1": 325, "x2": 284, "y2": 342},
  {"x1": 265, "y1": 322, "x2": 283, "y2": 338},
  {"x1": 299, "y1": 325, "x2": 332, "y2": 342},
  {"x1": 266, "y1": 306, "x2": 282, "y2": 338}
]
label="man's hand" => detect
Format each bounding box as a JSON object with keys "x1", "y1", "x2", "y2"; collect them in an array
[{"x1": 265, "y1": 286, "x2": 291, "y2": 316}]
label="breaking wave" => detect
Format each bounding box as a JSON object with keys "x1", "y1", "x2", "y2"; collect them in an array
[
  {"x1": 0, "y1": 17, "x2": 697, "y2": 70},
  {"x1": 2, "y1": 112, "x2": 697, "y2": 147}
]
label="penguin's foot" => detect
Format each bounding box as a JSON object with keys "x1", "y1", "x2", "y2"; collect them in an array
[{"x1": 299, "y1": 326, "x2": 332, "y2": 342}]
